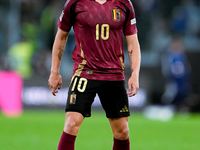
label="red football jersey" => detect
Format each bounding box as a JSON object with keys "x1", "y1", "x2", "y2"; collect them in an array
[{"x1": 58, "y1": 0, "x2": 137, "y2": 81}]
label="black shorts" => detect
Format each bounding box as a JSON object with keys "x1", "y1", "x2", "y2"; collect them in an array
[{"x1": 65, "y1": 76, "x2": 130, "y2": 118}]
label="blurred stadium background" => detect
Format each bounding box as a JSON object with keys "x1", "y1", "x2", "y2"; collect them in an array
[{"x1": 0, "y1": 0, "x2": 200, "y2": 149}]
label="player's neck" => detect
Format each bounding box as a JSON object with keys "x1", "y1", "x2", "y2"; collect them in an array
[{"x1": 95, "y1": 0, "x2": 107, "y2": 4}]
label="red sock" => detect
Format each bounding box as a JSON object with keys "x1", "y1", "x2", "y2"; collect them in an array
[
  {"x1": 113, "y1": 137, "x2": 130, "y2": 150},
  {"x1": 58, "y1": 131, "x2": 76, "y2": 150}
]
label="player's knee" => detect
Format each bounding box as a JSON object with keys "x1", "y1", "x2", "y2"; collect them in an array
[
  {"x1": 64, "y1": 121, "x2": 76, "y2": 131},
  {"x1": 63, "y1": 112, "x2": 83, "y2": 135},
  {"x1": 64, "y1": 120, "x2": 80, "y2": 135},
  {"x1": 114, "y1": 127, "x2": 129, "y2": 140}
]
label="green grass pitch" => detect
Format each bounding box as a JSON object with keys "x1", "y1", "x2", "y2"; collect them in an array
[{"x1": 0, "y1": 110, "x2": 200, "y2": 150}]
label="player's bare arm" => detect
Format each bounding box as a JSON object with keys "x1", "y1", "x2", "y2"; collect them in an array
[
  {"x1": 125, "y1": 33, "x2": 141, "y2": 97},
  {"x1": 48, "y1": 27, "x2": 69, "y2": 96}
]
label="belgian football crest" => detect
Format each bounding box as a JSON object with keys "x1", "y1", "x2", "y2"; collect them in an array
[
  {"x1": 112, "y1": 9, "x2": 120, "y2": 21},
  {"x1": 70, "y1": 92, "x2": 76, "y2": 104}
]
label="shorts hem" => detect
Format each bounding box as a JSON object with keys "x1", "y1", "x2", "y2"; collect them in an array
[
  {"x1": 65, "y1": 109, "x2": 91, "y2": 118},
  {"x1": 106, "y1": 113, "x2": 130, "y2": 118}
]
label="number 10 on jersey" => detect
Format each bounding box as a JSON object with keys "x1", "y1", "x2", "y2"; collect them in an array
[{"x1": 96, "y1": 24, "x2": 109, "y2": 40}]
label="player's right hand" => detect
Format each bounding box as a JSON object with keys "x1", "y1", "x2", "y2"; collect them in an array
[{"x1": 48, "y1": 72, "x2": 62, "y2": 96}]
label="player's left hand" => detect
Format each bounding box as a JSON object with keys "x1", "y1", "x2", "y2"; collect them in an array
[{"x1": 127, "y1": 72, "x2": 139, "y2": 97}]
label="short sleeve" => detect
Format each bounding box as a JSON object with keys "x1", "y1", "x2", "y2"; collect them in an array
[
  {"x1": 57, "y1": 0, "x2": 73, "y2": 32},
  {"x1": 123, "y1": 0, "x2": 137, "y2": 36}
]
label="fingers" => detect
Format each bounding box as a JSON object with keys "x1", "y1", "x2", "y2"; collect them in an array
[
  {"x1": 127, "y1": 83, "x2": 138, "y2": 97},
  {"x1": 52, "y1": 90, "x2": 58, "y2": 96},
  {"x1": 51, "y1": 88, "x2": 57, "y2": 96},
  {"x1": 58, "y1": 82, "x2": 62, "y2": 89},
  {"x1": 49, "y1": 85, "x2": 57, "y2": 96},
  {"x1": 48, "y1": 74, "x2": 62, "y2": 96},
  {"x1": 48, "y1": 82, "x2": 62, "y2": 96},
  {"x1": 127, "y1": 84, "x2": 132, "y2": 97}
]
